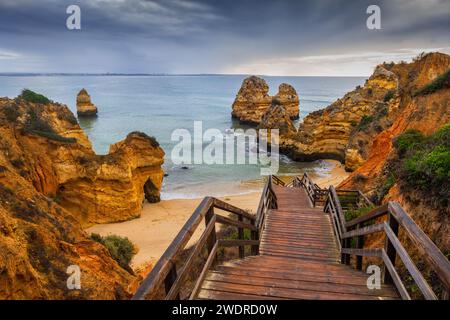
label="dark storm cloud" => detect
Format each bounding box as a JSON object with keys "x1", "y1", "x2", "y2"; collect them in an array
[{"x1": 0, "y1": 0, "x2": 449, "y2": 74}]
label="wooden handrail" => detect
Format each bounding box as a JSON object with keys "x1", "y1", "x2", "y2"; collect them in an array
[
  {"x1": 132, "y1": 195, "x2": 260, "y2": 300},
  {"x1": 323, "y1": 179, "x2": 450, "y2": 300},
  {"x1": 271, "y1": 174, "x2": 286, "y2": 186},
  {"x1": 296, "y1": 173, "x2": 325, "y2": 206}
]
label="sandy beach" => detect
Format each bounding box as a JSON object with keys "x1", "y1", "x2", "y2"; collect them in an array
[
  {"x1": 87, "y1": 192, "x2": 262, "y2": 271},
  {"x1": 86, "y1": 160, "x2": 349, "y2": 273}
]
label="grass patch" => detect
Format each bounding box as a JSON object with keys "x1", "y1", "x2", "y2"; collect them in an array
[
  {"x1": 91, "y1": 233, "x2": 136, "y2": 269},
  {"x1": 414, "y1": 69, "x2": 450, "y2": 96},
  {"x1": 19, "y1": 89, "x2": 51, "y2": 104}
]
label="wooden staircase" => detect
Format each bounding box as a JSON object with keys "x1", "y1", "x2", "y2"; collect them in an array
[
  {"x1": 196, "y1": 184, "x2": 398, "y2": 300},
  {"x1": 133, "y1": 174, "x2": 450, "y2": 300}
]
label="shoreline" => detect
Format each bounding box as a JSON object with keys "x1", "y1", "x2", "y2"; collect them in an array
[{"x1": 86, "y1": 159, "x2": 349, "y2": 274}]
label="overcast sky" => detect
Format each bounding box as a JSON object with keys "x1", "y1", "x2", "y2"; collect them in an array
[{"x1": 0, "y1": 0, "x2": 449, "y2": 76}]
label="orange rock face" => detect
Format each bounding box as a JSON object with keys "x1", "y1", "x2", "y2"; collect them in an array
[
  {"x1": 281, "y1": 52, "x2": 450, "y2": 170},
  {"x1": 0, "y1": 97, "x2": 165, "y2": 227},
  {"x1": 0, "y1": 96, "x2": 165, "y2": 299},
  {"x1": 339, "y1": 53, "x2": 450, "y2": 191}
]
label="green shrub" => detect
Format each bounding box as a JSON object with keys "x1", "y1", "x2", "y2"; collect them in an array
[
  {"x1": 91, "y1": 233, "x2": 135, "y2": 269},
  {"x1": 414, "y1": 69, "x2": 450, "y2": 96},
  {"x1": 383, "y1": 89, "x2": 395, "y2": 102},
  {"x1": 404, "y1": 146, "x2": 450, "y2": 187},
  {"x1": 394, "y1": 124, "x2": 450, "y2": 205},
  {"x1": 19, "y1": 89, "x2": 51, "y2": 104},
  {"x1": 359, "y1": 115, "x2": 373, "y2": 130},
  {"x1": 393, "y1": 129, "x2": 425, "y2": 156},
  {"x1": 345, "y1": 205, "x2": 375, "y2": 222}
]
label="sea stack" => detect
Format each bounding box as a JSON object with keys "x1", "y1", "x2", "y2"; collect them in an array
[
  {"x1": 258, "y1": 99, "x2": 297, "y2": 136},
  {"x1": 76, "y1": 88, "x2": 98, "y2": 117},
  {"x1": 274, "y1": 83, "x2": 300, "y2": 119},
  {"x1": 231, "y1": 76, "x2": 272, "y2": 124},
  {"x1": 231, "y1": 76, "x2": 300, "y2": 124}
]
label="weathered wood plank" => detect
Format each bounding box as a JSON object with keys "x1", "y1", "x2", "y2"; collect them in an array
[
  {"x1": 201, "y1": 280, "x2": 396, "y2": 300},
  {"x1": 133, "y1": 196, "x2": 214, "y2": 300},
  {"x1": 205, "y1": 272, "x2": 398, "y2": 297},
  {"x1": 190, "y1": 241, "x2": 219, "y2": 300},
  {"x1": 388, "y1": 201, "x2": 450, "y2": 291},
  {"x1": 383, "y1": 221, "x2": 437, "y2": 300},
  {"x1": 215, "y1": 214, "x2": 258, "y2": 231}
]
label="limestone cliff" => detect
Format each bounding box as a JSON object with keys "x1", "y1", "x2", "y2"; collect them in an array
[
  {"x1": 280, "y1": 52, "x2": 450, "y2": 172},
  {"x1": 335, "y1": 53, "x2": 450, "y2": 274},
  {"x1": 0, "y1": 96, "x2": 164, "y2": 227},
  {"x1": 76, "y1": 89, "x2": 98, "y2": 117},
  {"x1": 231, "y1": 76, "x2": 299, "y2": 124},
  {"x1": 339, "y1": 52, "x2": 450, "y2": 191},
  {"x1": 0, "y1": 93, "x2": 168, "y2": 298},
  {"x1": 0, "y1": 171, "x2": 137, "y2": 299}
]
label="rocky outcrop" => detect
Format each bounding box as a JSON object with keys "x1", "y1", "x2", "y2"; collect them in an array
[
  {"x1": 0, "y1": 94, "x2": 162, "y2": 299},
  {"x1": 231, "y1": 76, "x2": 299, "y2": 124},
  {"x1": 58, "y1": 131, "x2": 165, "y2": 226},
  {"x1": 273, "y1": 83, "x2": 300, "y2": 120},
  {"x1": 76, "y1": 89, "x2": 98, "y2": 117},
  {"x1": 258, "y1": 99, "x2": 297, "y2": 135},
  {"x1": 0, "y1": 95, "x2": 165, "y2": 228},
  {"x1": 279, "y1": 52, "x2": 450, "y2": 171}
]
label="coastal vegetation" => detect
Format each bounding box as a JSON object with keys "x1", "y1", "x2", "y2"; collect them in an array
[
  {"x1": 91, "y1": 233, "x2": 136, "y2": 269},
  {"x1": 23, "y1": 108, "x2": 76, "y2": 143},
  {"x1": 344, "y1": 205, "x2": 375, "y2": 221},
  {"x1": 414, "y1": 69, "x2": 450, "y2": 96},
  {"x1": 393, "y1": 124, "x2": 450, "y2": 206},
  {"x1": 19, "y1": 88, "x2": 51, "y2": 104}
]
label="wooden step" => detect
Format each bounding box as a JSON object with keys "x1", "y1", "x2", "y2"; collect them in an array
[{"x1": 195, "y1": 184, "x2": 400, "y2": 300}]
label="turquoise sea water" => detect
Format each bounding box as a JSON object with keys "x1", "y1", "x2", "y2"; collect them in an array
[{"x1": 0, "y1": 75, "x2": 364, "y2": 198}]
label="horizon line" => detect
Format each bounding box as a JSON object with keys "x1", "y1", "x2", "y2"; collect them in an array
[{"x1": 0, "y1": 72, "x2": 368, "y2": 78}]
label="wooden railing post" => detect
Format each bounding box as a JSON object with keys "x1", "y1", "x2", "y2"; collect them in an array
[
  {"x1": 251, "y1": 230, "x2": 259, "y2": 255},
  {"x1": 384, "y1": 212, "x2": 399, "y2": 284},
  {"x1": 238, "y1": 216, "x2": 245, "y2": 258},
  {"x1": 164, "y1": 264, "x2": 180, "y2": 299},
  {"x1": 356, "y1": 223, "x2": 364, "y2": 270},
  {"x1": 205, "y1": 207, "x2": 217, "y2": 262},
  {"x1": 342, "y1": 238, "x2": 351, "y2": 265}
]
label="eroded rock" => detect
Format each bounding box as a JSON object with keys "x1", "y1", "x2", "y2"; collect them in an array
[
  {"x1": 76, "y1": 88, "x2": 98, "y2": 117},
  {"x1": 231, "y1": 76, "x2": 299, "y2": 124}
]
